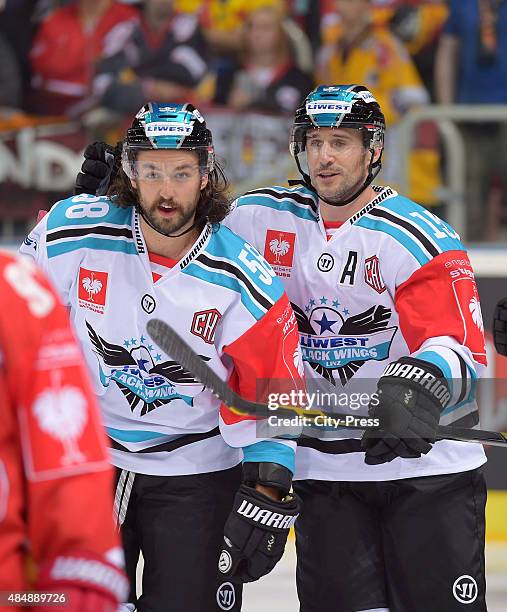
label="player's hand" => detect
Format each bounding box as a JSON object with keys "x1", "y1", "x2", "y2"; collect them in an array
[
  {"x1": 74, "y1": 141, "x2": 121, "y2": 196},
  {"x1": 362, "y1": 357, "x2": 451, "y2": 465},
  {"x1": 494, "y1": 297, "x2": 507, "y2": 356},
  {"x1": 219, "y1": 484, "x2": 300, "y2": 583},
  {"x1": 35, "y1": 551, "x2": 129, "y2": 611}
]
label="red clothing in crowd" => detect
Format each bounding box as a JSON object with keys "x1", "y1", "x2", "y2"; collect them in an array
[{"x1": 30, "y1": 2, "x2": 138, "y2": 115}]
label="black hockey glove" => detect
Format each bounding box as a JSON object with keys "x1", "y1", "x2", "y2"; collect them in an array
[
  {"x1": 219, "y1": 480, "x2": 300, "y2": 583},
  {"x1": 494, "y1": 297, "x2": 507, "y2": 356},
  {"x1": 362, "y1": 356, "x2": 451, "y2": 465},
  {"x1": 74, "y1": 141, "x2": 121, "y2": 196}
]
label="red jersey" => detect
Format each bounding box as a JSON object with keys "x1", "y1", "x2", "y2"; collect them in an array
[{"x1": 0, "y1": 252, "x2": 126, "y2": 608}]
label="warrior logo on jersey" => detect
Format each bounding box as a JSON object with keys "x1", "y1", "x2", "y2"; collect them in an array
[
  {"x1": 364, "y1": 255, "x2": 386, "y2": 294},
  {"x1": 191, "y1": 309, "x2": 222, "y2": 344},
  {"x1": 263, "y1": 230, "x2": 296, "y2": 278},
  {"x1": 292, "y1": 298, "x2": 397, "y2": 385},
  {"x1": 86, "y1": 322, "x2": 208, "y2": 416},
  {"x1": 78, "y1": 268, "x2": 108, "y2": 314}
]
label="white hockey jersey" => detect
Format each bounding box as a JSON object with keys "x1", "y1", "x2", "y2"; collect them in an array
[
  {"x1": 225, "y1": 184, "x2": 487, "y2": 481},
  {"x1": 20, "y1": 194, "x2": 302, "y2": 476}
]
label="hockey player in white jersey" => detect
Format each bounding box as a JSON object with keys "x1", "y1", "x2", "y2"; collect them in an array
[
  {"x1": 225, "y1": 85, "x2": 488, "y2": 612},
  {"x1": 20, "y1": 102, "x2": 303, "y2": 612},
  {"x1": 73, "y1": 87, "x2": 488, "y2": 611}
]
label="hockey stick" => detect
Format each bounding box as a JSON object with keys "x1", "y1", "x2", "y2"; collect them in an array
[{"x1": 146, "y1": 318, "x2": 507, "y2": 448}]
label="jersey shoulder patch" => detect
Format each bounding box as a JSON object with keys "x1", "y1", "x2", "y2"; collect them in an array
[
  {"x1": 45, "y1": 195, "x2": 137, "y2": 259},
  {"x1": 357, "y1": 194, "x2": 464, "y2": 266},
  {"x1": 183, "y1": 225, "x2": 285, "y2": 320},
  {"x1": 235, "y1": 184, "x2": 318, "y2": 221}
]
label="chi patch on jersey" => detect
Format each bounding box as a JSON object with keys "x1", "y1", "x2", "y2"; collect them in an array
[
  {"x1": 78, "y1": 267, "x2": 108, "y2": 314},
  {"x1": 191, "y1": 309, "x2": 222, "y2": 344},
  {"x1": 364, "y1": 255, "x2": 386, "y2": 294},
  {"x1": 263, "y1": 230, "x2": 296, "y2": 278}
]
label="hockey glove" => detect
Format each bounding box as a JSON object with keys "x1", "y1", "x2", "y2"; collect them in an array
[
  {"x1": 219, "y1": 484, "x2": 300, "y2": 583},
  {"x1": 74, "y1": 141, "x2": 121, "y2": 196},
  {"x1": 35, "y1": 551, "x2": 129, "y2": 611},
  {"x1": 494, "y1": 297, "x2": 507, "y2": 356},
  {"x1": 362, "y1": 357, "x2": 451, "y2": 465}
]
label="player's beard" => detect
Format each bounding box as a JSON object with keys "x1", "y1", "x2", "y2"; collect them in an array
[
  {"x1": 139, "y1": 197, "x2": 197, "y2": 237},
  {"x1": 314, "y1": 151, "x2": 369, "y2": 206}
]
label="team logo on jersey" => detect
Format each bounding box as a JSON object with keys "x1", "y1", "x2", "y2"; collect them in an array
[
  {"x1": 263, "y1": 230, "x2": 296, "y2": 278},
  {"x1": 364, "y1": 255, "x2": 385, "y2": 294},
  {"x1": 216, "y1": 582, "x2": 236, "y2": 610},
  {"x1": 87, "y1": 322, "x2": 207, "y2": 416},
  {"x1": 32, "y1": 378, "x2": 88, "y2": 465},
  {"x1": 78, "y1": 268, "x2": 108, "y2": 314},
  {"x1": 23, "y1": 235, "x2": 38, "y2": 252},
  {"x1": 451, "y1": 276, "x2": 487, "y2": 365},
  {"x1": 191, "y1": 309, "x2": 222, "y2": 344},
  {"x1": 293, "y1": 298, "x2": 397, "y2": 385}
]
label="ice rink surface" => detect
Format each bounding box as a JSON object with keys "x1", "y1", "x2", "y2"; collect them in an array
[{"x1": 243, "y1": 541, "x2": 507, "y2": 611}]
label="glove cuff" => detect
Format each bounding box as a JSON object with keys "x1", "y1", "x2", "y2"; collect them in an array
[
  {"x1": 379, "y1": 356, "x2": 450, "y2": 412},
  {"x1": 242, "y1": 462, "x2": 293, "y2": 496}
]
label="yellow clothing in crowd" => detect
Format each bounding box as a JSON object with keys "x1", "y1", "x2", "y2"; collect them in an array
[
  {"x1": 176, "y1": 0, "x2": 285, "y2": 31},
  {"x1": 318, "y1": 23, "x2": 441, "y2": 207}
]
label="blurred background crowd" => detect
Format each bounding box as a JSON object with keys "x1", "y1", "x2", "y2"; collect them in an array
[{"x1": 0, "y1": 0, "x2": 506, "y2": 243}]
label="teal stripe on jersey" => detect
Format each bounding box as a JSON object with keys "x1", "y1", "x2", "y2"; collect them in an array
[
  {"x1": 106, "y1": 427, "x2": 178, "y2": 442},
  {"x1": 236, "y1": 193, "x2": 317, "y2": 220},
  {"x1": 356, "y1": 216, "x2": 431, "y2": 266},
  {"x1": 242, "y1": 440, "x2": 295, "y2": 474},
  {"x1": 47, "y1": 236, "x2": 137, "y2": 258},
  {"x1": 380, "y1": 196, "x2": 464, "y2": 252},
  {"x1": 183, "y1": 262, "x2": 267, "y2": 320},
  {"x1": 46, "y1": 196, "x2": 131, "y2": 230},
  {"x1": 417, "y1": 350, "x2": 454, "y2": 397},
  {"x1": 206, "y1": 226, "x2": 285, "y2": 304}
]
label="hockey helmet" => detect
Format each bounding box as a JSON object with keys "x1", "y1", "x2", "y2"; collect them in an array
[{"x1": 122, "y1": 102, "x2": 215, "y2": 179}]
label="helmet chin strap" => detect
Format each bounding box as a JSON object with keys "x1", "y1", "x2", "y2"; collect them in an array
[{"x1": 293, "y1": 148, "x2": 382, "y2": 207}]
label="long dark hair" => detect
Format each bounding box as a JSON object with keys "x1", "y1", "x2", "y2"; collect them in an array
[{"x1": 107, "y1": 157, "x2": 231, "y2": 226}]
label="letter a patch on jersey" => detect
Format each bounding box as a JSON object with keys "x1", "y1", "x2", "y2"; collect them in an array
[{"x1": 78, "y1": 268, "x2": 108, "y2": 314}]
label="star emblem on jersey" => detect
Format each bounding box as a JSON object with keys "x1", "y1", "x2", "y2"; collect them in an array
[
  {"x1": 86, "y1": 321, "x2": 208, "y2": 416},
  {"x1": 292, "y1": 298, "x2": 397, "y2": 385}
]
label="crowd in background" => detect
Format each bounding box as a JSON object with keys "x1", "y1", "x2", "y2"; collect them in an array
[{"x1": 0, "y1": 0, "x2": 506, "y2": 241}]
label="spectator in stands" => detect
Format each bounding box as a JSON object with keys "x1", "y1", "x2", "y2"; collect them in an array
[
  {"x1": 0, "y1": 0, "x2": 51, "y2": 106},
  {"x1": 318, "y1": 0, "x2": 442, "y2": 211},
  {"x1": 388, "y1": 0, "x2": 448, "y2": 98},
  {"x1": 435, "y1": 0, "x2": 507, "y2": 241},
  {"x1": 212, "y1": 1, "x2": 313, "y2": 114},
  {"x1": 29, "y1": 0, "x2": 138, "y2": 116},
  {"x1": 92, "y1": 0, "x2": 209, "y2": 116},
  {"x1": 196, "y1": 0, "x2": 252, "y2": 57},
  {"x1": 0, "y1": 33, "x2": 22, "y2": 109},
  {"x1": 320, "y1": 1, "x2": 448, "y2": 98}
]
